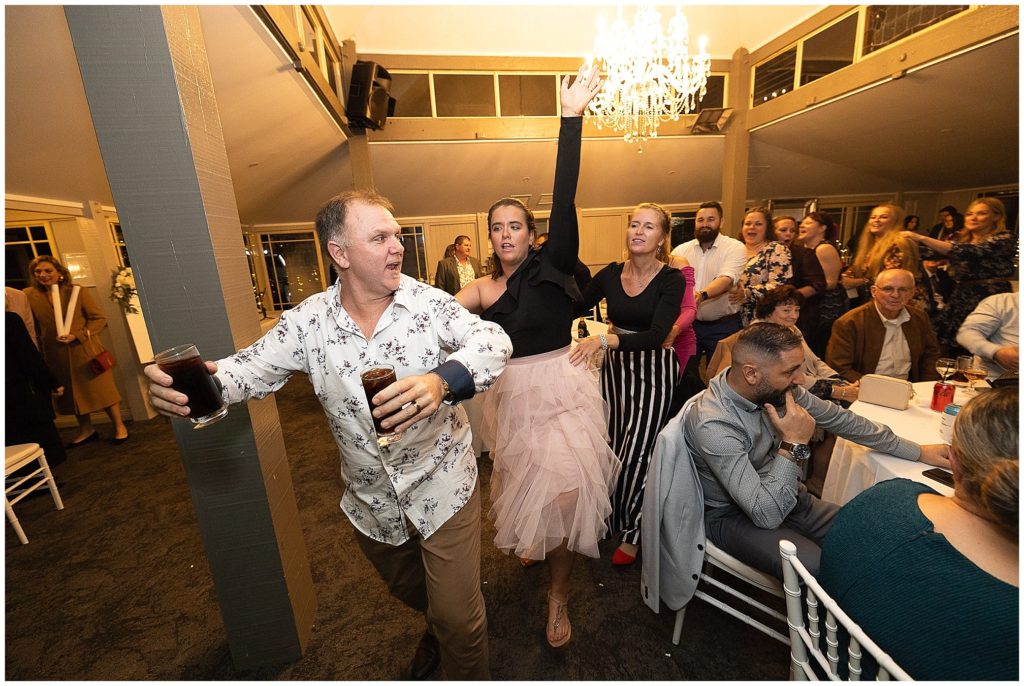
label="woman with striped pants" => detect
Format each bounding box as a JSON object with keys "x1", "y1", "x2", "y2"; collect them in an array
[{"x1": 570, "y1": 203, "x2": 686, "y2": 565}]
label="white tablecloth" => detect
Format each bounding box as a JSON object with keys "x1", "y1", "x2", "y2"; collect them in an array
[
  {"x1": 820, "y1": 381, "x2": 962, "y2": 506},
  {"x1": 464, "y1": 318, "x2": 608, "y2": 456}
]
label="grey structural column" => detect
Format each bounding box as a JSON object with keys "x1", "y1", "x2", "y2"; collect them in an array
[{"x1": 65, "y1": 6, "x2": 314, "y2": 668}]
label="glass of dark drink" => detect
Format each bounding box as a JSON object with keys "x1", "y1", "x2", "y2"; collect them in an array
[
  {"x1": 154, "y1": 344, "x2": 228, "y2": 429},
  {"x1": 360, "y1": 364, "x2": 402, "y2": 448}
]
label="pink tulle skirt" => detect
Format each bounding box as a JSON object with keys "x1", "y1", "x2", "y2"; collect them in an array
[{"x1": 481, "y1": 346, "x2": 620, "y2": 560}]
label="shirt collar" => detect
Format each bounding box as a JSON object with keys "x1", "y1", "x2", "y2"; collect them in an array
[
  {"x1": 711, "y1": 367, "x2": 762, "y2": 414},
  {"x1": 874, "y1": 303, "x2": 911, "y2": 327}
]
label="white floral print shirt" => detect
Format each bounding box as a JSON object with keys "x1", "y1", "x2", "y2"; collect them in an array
[{"x1": 216, "y1": 275, "x2": 512, "y2": 544}]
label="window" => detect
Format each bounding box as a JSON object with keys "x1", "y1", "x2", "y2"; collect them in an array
[
  {"x1": 433, "y1": 74, "x2": 496, "y2": 117},
  {"x1": 670, "y1": 211, "x2": 697, "y2": 249},
  {"x1": 258, "y1": 231, "x2": 325, "y2": 311},
  {"x1": 390, "y1": 73, "x2": 432, "y2": 117},
  {"x1": 864, "y1": 5, "x2": 968, "y2": 55},
  {"x1": 801, "y1": 14, "x2": 857, "y2": 86},
  {"x1": 695, "y1": 74, "x2": 727, "y2": 111},
  {"x1": 399, "y1": 225, "x2": 428, "y2": 280},
  {"x1": 5, "y1": 223, "x2": 55, "y2": 289},
  {"x1": 109, "y1": 222, "x2": 130, "y2": 267},
  {"x1": 753, "y1": 48, "x2": 797, "y2": 106},
  {"x1": 498, "y1": 75, "x2": 557, "y2": 116}
]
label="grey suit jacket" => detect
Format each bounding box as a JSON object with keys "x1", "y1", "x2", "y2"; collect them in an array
[
  {"x1": 434, "y1": 255, "x2": 482, "y2": 296},
  {"x1": 640, "y1": 397, "x2": 705, "y2": 613}
]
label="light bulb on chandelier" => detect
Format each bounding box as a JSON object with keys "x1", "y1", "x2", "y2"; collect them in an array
[{"x1": 586, "y1": 4, "x2": 711, "y2": 149}]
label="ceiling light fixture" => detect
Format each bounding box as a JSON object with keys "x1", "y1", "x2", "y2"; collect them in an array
[{"x1": 587, "y1": 4, "x2": 711, "y2": 150}]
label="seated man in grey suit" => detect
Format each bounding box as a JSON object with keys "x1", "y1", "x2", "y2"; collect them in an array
[
  {"x1": 826, "y1": 268, "x2": 940, "y2": 382},
  {"x1": 434, "y1": 235, "x2": 481, "y2": 296}
]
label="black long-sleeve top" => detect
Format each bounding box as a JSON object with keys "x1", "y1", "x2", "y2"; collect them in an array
[
  {"x1": 482, "y1": 117, "x2": 583, "y2": 358},
  {"x1": 6, "y1": 311, "x2": 61, "y2": 426},
  {"x1": 579, "y1": 263, "x2": 685, "y2": 352}
]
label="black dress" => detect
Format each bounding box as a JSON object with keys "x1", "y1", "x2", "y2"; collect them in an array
[
  {"x1": 6, "y1": 311, "x2": 67, "y2": 467},
  {"x1": 580, "y1": 263, "x2": 685, "y2": 545},
  {"x1": 479, "y1": 117, "x2": 620, "y2": 560}
]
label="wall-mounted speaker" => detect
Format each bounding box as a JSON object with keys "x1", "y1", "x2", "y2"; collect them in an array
[{"x1": 347, "y1": 61, "x2": 397, "y2": 131}]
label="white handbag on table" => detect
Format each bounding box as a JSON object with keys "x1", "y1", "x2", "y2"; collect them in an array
[{"x1": 857, "y1": 374, "x2": 915, "y2": 410}]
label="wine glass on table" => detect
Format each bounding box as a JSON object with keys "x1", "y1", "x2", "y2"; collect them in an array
[
  {"x1": 954, "y1": 355, "x2": 973, "y2": 384},
  {"x1": 936, "y1": 357, "x2": 956, "y2": 383},
  {"x1": 961, "y1": 356, "x2": 988, "y2": 396}
]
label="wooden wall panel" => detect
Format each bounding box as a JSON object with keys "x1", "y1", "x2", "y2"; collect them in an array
[{"x1": 580, "y1": 210, "x2": 627, "y2": 272}]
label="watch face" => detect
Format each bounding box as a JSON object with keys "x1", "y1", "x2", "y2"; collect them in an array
[{"x1": 791, "y1": 444, "x2": 811, "y2": 462}]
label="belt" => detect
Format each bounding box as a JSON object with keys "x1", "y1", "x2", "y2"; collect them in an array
[{"x1": 696, "y1": 312, "x2": 741, "y2": 324}]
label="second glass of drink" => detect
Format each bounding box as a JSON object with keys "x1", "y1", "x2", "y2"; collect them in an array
[{"x1": 361, "y1": 363, "x2": 402, "y2": 448}]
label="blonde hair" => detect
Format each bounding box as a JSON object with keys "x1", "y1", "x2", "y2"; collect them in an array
[
  {"x1": 965, "y1": 197, "x2": 1008, "y2": 239},
  {"x1": 851, "y1": 203, "x2": 920, "y2": 278},
  {"x1": 951, "y1": 387, "x2": 1019, "y2": 535},
  {"x1": 630, "y1": 202, "x2": 672, "y2": 262}
]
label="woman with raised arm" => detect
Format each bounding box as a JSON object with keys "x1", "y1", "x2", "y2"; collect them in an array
[
  {"x1": 456, "y1": 65, "x2": 616, "y2": 650},
  {"x1": 901, "y1": 196, "x2": 1017, "y2": 352},
  {"x1": 569, "y1": 202, "x2": 685, "y2": 567}
]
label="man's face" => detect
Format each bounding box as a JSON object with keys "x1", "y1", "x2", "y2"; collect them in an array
[
  {"x1": 332, "y1": 201, "x2": 405, "y2": 295},
  {"x1": 751, "y1": 345, "x2": 806, "y2": 409},
  {"x1": 871, "y1": 271, "x2": 915, "y2": 319},
  {"x1": 695, "y1": 207, "x2": 722, "y2": 242},
  {"x1": 455, "y1": 238, "x2": 473, "y2": 260}
]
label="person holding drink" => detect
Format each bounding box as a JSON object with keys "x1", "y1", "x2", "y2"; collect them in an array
[{"x1": 145, "y1": 189, "x2": 512, "y2": 680}]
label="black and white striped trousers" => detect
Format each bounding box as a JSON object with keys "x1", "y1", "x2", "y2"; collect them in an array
[{"x1": 601, "y1": 346, "x2": 680, "y2": 545}]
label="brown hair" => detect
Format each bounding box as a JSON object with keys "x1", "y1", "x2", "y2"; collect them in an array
[
  {"x1": 803, "y1": 211, "x2": 838, "y2": 242},
  {"x1": 951, "y1": 386, "x2": 1019, "y2": 535},
  {"x1": 744, "y1": 206, "x2": 774, "y2": 245},
  {"x1": 27, "y1": 255, "x2": 72, "y2": 290},
  {"x1": 315, "y1": 189, "x2": 395, "y2": 251},
  {"x1": 486, "y1": 197, "x2": 536, "y2": 278},
  {"x1": 754, "y1": 284, "x2": 804, "y2": 319}
]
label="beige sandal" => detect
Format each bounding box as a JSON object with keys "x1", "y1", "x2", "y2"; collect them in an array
[{"x1": 546, "y1": 592, "x2": 572, "y2": 648}]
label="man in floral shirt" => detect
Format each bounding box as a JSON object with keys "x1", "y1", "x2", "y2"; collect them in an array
[{"x1": 146, "y1": 190, "x2": 511, "y2": 680}]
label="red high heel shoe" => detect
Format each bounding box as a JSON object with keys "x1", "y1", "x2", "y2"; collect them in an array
[{"x1": 611, "y1": 546, "x2": 637, "y2": 566}]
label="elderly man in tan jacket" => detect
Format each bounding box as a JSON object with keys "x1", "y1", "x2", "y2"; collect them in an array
[{"x1": 826, "y1": 268, "x2": 941, "y2": 383}]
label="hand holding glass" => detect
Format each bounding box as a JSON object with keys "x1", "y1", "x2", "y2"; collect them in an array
[
  {"x1": 361, "y1": 364, "x2": 403, "y2": 448},
  {"x1": 153, "y1": 344, "x2": 228, "y2": 429}
]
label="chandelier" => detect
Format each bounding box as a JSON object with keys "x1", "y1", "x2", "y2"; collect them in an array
[{"x1": 587, "y1": 5, "x2": 711, "y2": 147}]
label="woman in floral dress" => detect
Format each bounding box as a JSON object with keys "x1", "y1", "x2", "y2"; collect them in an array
[
  {"x1": 902, "y1": 196, "x2": 1017, "y2": 351},
  {"x1": 730, "y1": 206, "x2": 792, "y2": 326}
]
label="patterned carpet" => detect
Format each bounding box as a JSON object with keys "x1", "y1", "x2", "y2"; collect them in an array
[{"x1": 5, "y1": 374, "x2": 790, "y2": 680}]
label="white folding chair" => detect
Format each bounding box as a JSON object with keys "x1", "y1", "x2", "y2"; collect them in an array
[
  {"x1": 779, "y1": 539, "x2": 912, "y2": 681},
  {"x1": 673, "y1": 540, "x2": 789, "y2": 645},
  {"x1": 5, "y1": 443, "x2": 64, "y2": 544}
]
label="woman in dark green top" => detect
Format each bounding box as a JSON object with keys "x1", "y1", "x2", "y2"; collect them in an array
[{"x1": 819, "y1": 387, "x2": 1018, "y2": 680}]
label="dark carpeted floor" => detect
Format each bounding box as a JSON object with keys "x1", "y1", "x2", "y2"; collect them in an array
[{"x1": 5, "y1": 374, "x2": 790, "y2": 680}]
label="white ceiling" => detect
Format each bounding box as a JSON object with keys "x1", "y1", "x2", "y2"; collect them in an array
[
  {"x1": 322, "y1": 4, "x2": 826, "y2": 59},
  {"x1": 4, "y1": 5, "x2": 1019, "y2": 226}
]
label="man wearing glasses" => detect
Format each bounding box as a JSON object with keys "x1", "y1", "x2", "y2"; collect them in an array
[{"x1": 825, "y1": 268, "x2": 941, "y2": 382}]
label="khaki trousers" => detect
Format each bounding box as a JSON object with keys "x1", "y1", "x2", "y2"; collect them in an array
[{"x1": 354, "y1": 483, "x2": 489, "y2": 680}]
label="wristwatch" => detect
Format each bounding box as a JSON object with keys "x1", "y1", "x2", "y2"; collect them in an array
[
  {"x1": 698, "y1": 290, "x2": 708, "y2": 303},
  {"x1": 433, "y1": 373, "x2": 456, "y2": 405},
  {"x1": 779, "y1": 440, "x2": 811, "y2": 464}
]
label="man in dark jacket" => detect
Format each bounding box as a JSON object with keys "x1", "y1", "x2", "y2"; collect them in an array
[{"x1": 433, "y1": 235, "x2": 481, "y2": 295}]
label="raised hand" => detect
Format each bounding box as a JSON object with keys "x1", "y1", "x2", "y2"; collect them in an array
[{"x1": 560, "y1": 63, "x2": 602, "y2": 117}]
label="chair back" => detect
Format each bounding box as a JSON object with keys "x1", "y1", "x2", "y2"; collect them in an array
[{"x1": 779, "y1": 539, "x2": 912, "y2": 681}]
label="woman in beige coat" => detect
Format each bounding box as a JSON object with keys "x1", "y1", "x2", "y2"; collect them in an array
[{"x1": 24, "y1": 255, "x2": 128, "y2": 446}]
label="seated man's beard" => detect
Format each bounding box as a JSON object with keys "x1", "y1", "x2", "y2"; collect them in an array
[{"x1": 754, "y1": 381, "x2": 797, "y2": 411}]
